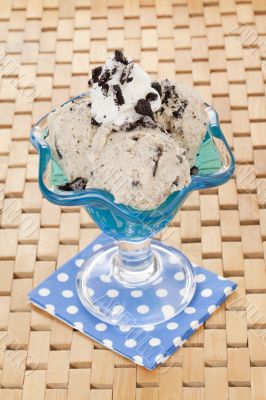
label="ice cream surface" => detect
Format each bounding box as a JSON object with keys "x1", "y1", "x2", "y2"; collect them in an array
[
  {"x1": 45, "y1": 51, "x2": 208, "y2": 209},
  {"x1": 154, "y1": 79, "x2": 207, "y2": 167},
  {"x1": 90, "y1": 50, "x2": 161, "y2": 127}
]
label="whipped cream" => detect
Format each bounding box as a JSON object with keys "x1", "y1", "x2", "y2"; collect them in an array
[{"x1": 89, "y1": 50, "x2": 161, "y2": 127}]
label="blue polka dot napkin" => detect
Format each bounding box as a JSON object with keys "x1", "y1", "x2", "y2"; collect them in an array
[{"x1": 28, "y1": 234, "x2": 237, "y2": 370}]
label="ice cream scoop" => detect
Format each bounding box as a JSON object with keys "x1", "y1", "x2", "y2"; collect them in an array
[
  {"x1": 46, "y1": 100, "x2": 95, "y2": 182},
  {"x1": 88, "y1": 128, "x2": 190, "y2": 209},
  {"x1": 154, "y1": 80, "x2": 208, "y2": 167}
]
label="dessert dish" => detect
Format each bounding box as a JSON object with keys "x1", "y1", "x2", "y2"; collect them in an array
[{"x1": 46, "y1": 51, "x2": 207, "y2": 209}]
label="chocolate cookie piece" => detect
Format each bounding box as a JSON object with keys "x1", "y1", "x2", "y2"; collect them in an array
[
  {"x1": 98, "y1": 70, "x2": 111, "y2": 95},
  {"x1": 135, "y1": 99, "x2": 154, "y2": 119},
  {"x1": 125, "y1": 116, "x2": 157, "y2": 132},
  {"x1": 113, "y1": 84, "x2": 125, "y2": 106},
  {"x1": 125, "y1": 119, "x2": 144, "y2": 131},
  {"x1": 151, "y1": 81, "x2": 162, "y2": 97},
  {"x1": 132, "y1": 180, "x2": 140, "y2": 186},
  {"x1": 91, "y1": 118, "x2": 101, "y2": 126},
  {"x1": 153, "y1": 146, "x2": 162, "y2": 177},
  {"x1": 114, "y1": 50, "x2": 129, "y2": 65},
  {"x1": 120, "y1": 62, "x2": 134, "y2": 85},
  {"x1": 173, "y1": 177, "x2": 179, "y2": 186},
  {"x1": 101, "y1": 83, "x2": 109, "y2": 96},
  {"x1": 91, "y1": 66, "x2": 102, "y2": 83},
  {"x1": 190, "y1": 166, "x2": 199, "y2": 175},
  {"x1": 173, "y1": 100, "x2": 188, "y2": 119},
  {"x1": 163, "y1": 88, "x2": 171, "y2": 105},
  {"x1": 58, "y1": 177, "x2": 88, "y2": 191},
  {"x1": 146, "y1": 92, "x2": 158, "y2": 102}
]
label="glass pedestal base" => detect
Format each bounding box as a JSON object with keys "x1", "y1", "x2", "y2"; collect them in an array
[{"x1": 76, "y1": 240, "x2": 196, "y2": 327}]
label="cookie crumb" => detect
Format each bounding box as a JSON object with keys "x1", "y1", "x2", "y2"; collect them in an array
[
  {"x1": 113, "y1": 84, "x2": 125, "y2": 106},
  {"x1": 135, "y1": 99, "x2": 154, "y2": 119},
  {"x1": 91, "y1": 66, "x2": 102, "y2": 83},
  {"x1": 153, "y1": 146, "x2": 162, "y2": 177},
  {"x1": 151, "y1": 81, "x2": 162, "y2": 97},
  {"x1": 58, "y1": 177, "x2": 87, "y2": 191},
  {"x1": 114, "y1": 50, "x2": 129, "y2": 65},
  {"x1": 146, "y1": 92, "x2": 158, "y2": 102},
  {"x1": 190, "y1": 166, "x2": 199, "y2": 175},
  {"x1": 91, "y1": 118, "x2": 101, "y2": 126}
]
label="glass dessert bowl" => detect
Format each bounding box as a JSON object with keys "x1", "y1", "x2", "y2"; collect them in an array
[{"x1": 31, "y1": 93, "x2": 235, "y2": 327}]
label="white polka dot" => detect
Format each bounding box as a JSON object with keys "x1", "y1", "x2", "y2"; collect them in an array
[
  {"x1": 112, "y1": 305, "x2": 124, "y2": 315},
  {"x1": 173, "y1": 336, "x2": 183, "y2": 347},
  {"x1": 218, "y1": 275, "x2": 226, "y2": 280},
  {"x1": 95, "y1": 323, "x2": 107, "y2": 332},
  {"x1": 125, "y1": 339, "x2": 137, "y2": 348},
  {"x1": 190, "y1": 320, "x2": 200, "y2": 330},
  {"x1": 208, "y1": 305, "x2": 217, "y2": 314},
  {"x1": 62, "y1": 290, "x2": 73, "y2": 298},
  {"x1": 45, "y1": 304, "x2": 55, "y2": 314},
  {"x1": 137, "y1": 305, "x2": 150, "y2": 314},
  {"x1": 155, "y1": 354, "x2": 168, "y2": 364},
  {"x1": 133, "y1": 355, "x2": 143, "y2": 365},
  {"x1": 174, "y1": 272, "x2": 185, "y2": 281},
  {"x1": 149, "y1": 338, "x2": 161, "y2": 347},
  {"x1": 93, "y1": 243, "x2": 103, "y2": 252},
  {"x1": 224, "y1": 286, "x2": 233, "y2": 296},
  {"x1": 73, "y1": 322, "x2": 84, "y2": 331},
  {"x1": 142, "y1": 325, "x2": 155, "y2": 332},
  {"x1": 155, "y1": 288, "x2": 168, "y2": 298},
  {"x1": 100, "y1": 274, "x2": 111, "y2": 283},
  {"x1": 57, "y1": 273, "x2": 69, "y2": 282},
  {"x1": 196, "y1": 274, "x2": 206, "y2": 283},
  {"x1": 161, "y1": 305, "x2": 175, "y2": 319},
  {"x1": 192, "y1": 262, "x2": 198, "y2": 268},
  {"x1": 201, "y1": 288, "x2": 213, "y2": 298},
  {"x1": 75, "y1": 259, "x2": 85, "y2": 267},
  {"x1": 106, "y1": 289, "x2": 119, "y2": 298},
  {"x1": 130, "y1": 290, "x2": 143, "y2": 298},
  {"x1": 38, "y1": 288, "x2": 50, "y2": 297},
  {"x1": 184, "y1": 306, "x2": 196, "y2": 314},
  {"x1": 86, "y1": 288, "x2": 94, "y2": 297},
  {"x1": 66, "y1": 305, "x2": 78, "y2": 314},
  {"x1": 167, "y1": 322, "x2": 178, "y2": 330},
  {"x1": 103, "y1": 339, "x2": 113, "y2": 349},
  {"x1": 119, "y1": 325, "x2": 131, "y2": 333},
  {"x1": 179, "y1": 288, "x2": 186, "y2": 296},
  {"x1": 169, "y1": 256, "x2": 177, "y2": 264}
]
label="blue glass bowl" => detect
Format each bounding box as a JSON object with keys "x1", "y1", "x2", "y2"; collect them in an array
[
  {"x1": 30, "y1": 93, "x2": 235, "y2": 327},
  {"x1": 31, "y1": 93, "x2": 234, "y2": 242}
]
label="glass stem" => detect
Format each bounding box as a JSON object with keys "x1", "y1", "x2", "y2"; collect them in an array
[{"x1": 113, "y1": 239, "x2": 160, "y2": 286}]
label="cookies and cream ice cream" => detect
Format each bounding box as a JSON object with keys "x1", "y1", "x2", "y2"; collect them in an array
[{"x1": 46, "y1": 51, "x2": 207, "y2": 209}]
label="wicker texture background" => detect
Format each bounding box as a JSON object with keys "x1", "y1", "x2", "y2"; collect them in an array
[{"x1": 0, "y1": 0, "x2": 266, "y2": 398}]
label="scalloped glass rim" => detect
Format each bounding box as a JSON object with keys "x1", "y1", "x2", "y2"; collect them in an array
[{"x1": 30, "y1": 92, "x2": 235, "y2": 220}]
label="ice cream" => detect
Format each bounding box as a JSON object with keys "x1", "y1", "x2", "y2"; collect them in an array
[
  {"x1": 45, "y1": 51, "x2": 208, "y2": 209},
  {"x1": 154, "y1": 79, "x2": 207, "y2": 167},
  {"x1": 89, "y1": 50, "x2": 161, "y2": 127},
  {"x1": 46, "y1": 100, "x2": 95, "y2": 183},
  {"x1": 88, "y1": 129, "x2": 190, "y2": 209}
]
